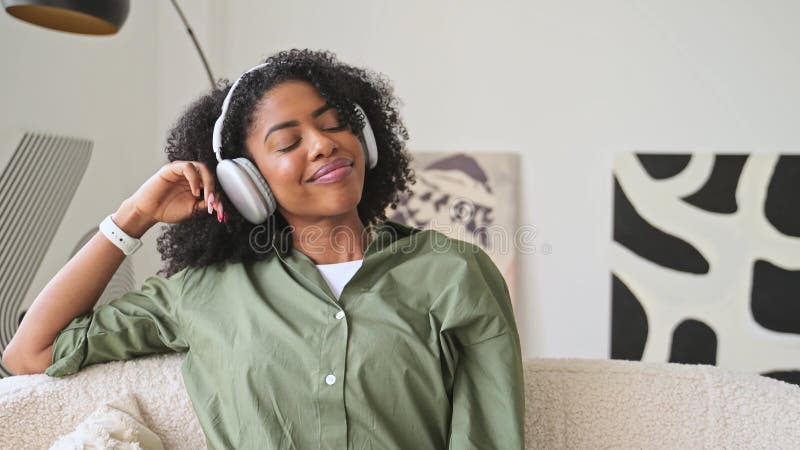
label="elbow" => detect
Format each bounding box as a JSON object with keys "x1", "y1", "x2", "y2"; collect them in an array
[
  {"x1": 2, "y1": 343, "x2": 48, "y2": 375},
  {"x1": 2, "y1": 345, "x2": 24, "y2": 375}
]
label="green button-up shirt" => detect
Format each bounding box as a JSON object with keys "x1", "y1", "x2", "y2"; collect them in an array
[{"x1": 46, "y1": 221, "x2": 525, "y2": 449}]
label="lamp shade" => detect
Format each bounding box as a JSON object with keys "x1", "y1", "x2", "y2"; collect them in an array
[{"x1": 2, "y1": 0, "x2": 129, "y2": 35}]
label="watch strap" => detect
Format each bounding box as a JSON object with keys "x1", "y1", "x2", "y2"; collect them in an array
[{"x1": 99, "y1": 214, "x2": 143, "y2": 256}]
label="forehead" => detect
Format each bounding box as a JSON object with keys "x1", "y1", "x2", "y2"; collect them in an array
[{"x1": 253, "y1": 80, "x2": 326, "y2": 124}]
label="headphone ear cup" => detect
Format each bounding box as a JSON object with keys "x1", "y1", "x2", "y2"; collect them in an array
[
  {"x1": 215, "y1": 158, "x2": 276, "y2": 224},
  {"x1": 233, "y1": 157, "x2": 277, "y2": 215},
  {"x1": 354, "y1": 104, "x2": 378, "y2": 170}
]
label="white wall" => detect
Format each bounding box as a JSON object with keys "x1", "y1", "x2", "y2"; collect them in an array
[
  {"x1": 4, "y1": 0, "x2": 799, "y2": 360},
  {"x1": 218, "y1": 0, "x2": 800, "y2": 358}
]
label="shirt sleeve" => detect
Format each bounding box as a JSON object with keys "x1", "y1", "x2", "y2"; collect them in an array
[
  {"x1": 447, "y1": 332, "x2": 525, "y2": 450},
  {"x1": 44, "y1": 268, "x2": 189, "y2": 378},
  {"x1": 435, "y1": 246, "x2": 526, "y2": 450}
]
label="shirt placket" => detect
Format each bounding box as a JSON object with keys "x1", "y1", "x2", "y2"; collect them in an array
[
  {"x1": 270, "y1": 224, "x2": 398, "y2": 450},
  {"x1": 317, "y1": 293, "x2": 349, "y2": 450},
  {"x1": 274, "y1": 247, "x2": 350, "y2": 450}
]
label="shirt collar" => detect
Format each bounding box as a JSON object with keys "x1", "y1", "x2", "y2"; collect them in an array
[
  {"x1": 271, "y1": 220, "x2": 420, "y2": 261},
  {"x1": 270, "y1": 220, "x2": 421, "y2": 301}
]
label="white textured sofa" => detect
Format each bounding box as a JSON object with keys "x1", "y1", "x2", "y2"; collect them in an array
[{"x1": 1, "y1": 354, "x2": 798, "y2": 449}]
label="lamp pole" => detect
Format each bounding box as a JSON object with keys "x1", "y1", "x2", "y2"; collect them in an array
[{"x1": 168, "y1": 0, "x2": 216, "y2": 89}]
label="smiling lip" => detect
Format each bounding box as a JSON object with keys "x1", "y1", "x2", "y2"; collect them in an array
[
  {"x1": 307, "y1": 158, "x2": 354, "y2": 183},
  {"x1": 311, "y1": 165, "x2": 353, "y2": 184}
]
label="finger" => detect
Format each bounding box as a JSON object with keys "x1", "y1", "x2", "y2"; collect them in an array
[
  {"x1": 192, "y1": 161, "x2": 216, "y2": 205},
  {"x1": 189, "y1": 161, "x2": 205, "y2": 196},
  {"x1": 182, "y1": 162, "x2": 202, "y2": 197},
  {"x1": 190, "y1": 161, "x2": 216, "y2": 215}
]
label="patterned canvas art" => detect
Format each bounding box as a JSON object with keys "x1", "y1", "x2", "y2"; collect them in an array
[
  {"x1": 612, "y1": 153, "x2": 800, "y2": 386},
  {"x1": 387, "y1": 152, "x2": 520, "y2": 304}
]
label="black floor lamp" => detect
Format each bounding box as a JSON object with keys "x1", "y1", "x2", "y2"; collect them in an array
[{"x1": 2, "y1": 0, "x2": 216, "y2": 89}]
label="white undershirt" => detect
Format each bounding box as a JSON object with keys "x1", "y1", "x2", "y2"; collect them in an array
[{"x1": 315, "y1": 259, "x2": 363, "y2": 300}]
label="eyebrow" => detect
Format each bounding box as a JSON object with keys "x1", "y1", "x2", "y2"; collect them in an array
[{"x1": 264, "y1": 103, "x2": 334, "y2": 143}]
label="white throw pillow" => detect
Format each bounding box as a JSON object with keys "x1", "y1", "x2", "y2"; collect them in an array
[{"x1": 49, "y1": 392, "x2": 165, "y2": 450}]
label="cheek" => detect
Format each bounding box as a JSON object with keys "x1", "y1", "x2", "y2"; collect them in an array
[
  {"x1": 334, "y1": 132, "x2": 363, "y2": 162},
  {"x1": 260, "y1": 155, "x2": 303, "y2": 186}
]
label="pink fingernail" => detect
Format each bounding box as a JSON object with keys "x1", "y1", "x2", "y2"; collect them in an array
[
  {"x1": 217, "y1": 206, "x2": 223, "y2": 222},
  {"x1": 207, "y1": 193, "x2": 215, "y2": 214}
]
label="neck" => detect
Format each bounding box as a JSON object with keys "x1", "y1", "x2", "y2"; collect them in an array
[{"x1": 283, "y1": 210, "x2": 370, "y2": 264}]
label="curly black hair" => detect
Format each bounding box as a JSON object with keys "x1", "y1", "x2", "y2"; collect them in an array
[{"x1": 155, "y1": 49, "x2": 413, "y2": 277}]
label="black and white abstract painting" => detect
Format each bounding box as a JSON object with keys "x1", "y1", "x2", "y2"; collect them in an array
[{"x1": 612, "y1": 153, "x2": 800, "y2": 386}]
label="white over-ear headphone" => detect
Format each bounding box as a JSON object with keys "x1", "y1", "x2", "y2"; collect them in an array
[{"x1": 212, "y1": 62, "x2": 379, "y2": 224}]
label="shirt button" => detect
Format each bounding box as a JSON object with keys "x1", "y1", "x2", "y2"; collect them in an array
[
  {"x1": 325, "y1": 374, "x2": 337, "y2": 385},
  {"x1": 335, "y1": 310, "x2": 345, "y2": 320}
]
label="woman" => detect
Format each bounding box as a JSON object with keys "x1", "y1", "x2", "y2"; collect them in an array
[{"x1": 4, "y1": 49, "x2": 524, "y2": 449}]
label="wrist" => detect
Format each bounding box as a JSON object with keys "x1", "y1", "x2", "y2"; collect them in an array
[{"x1": 113, "y1": 200, "x2": 157, "y2": 239}]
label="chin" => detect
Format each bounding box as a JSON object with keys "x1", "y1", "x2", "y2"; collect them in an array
[
  {"x1": 302, "y1": 195, "x2": 360, "y2": 217},
  {"x1": 286, "y1": 184, "x2": 363, "y2": 219}
]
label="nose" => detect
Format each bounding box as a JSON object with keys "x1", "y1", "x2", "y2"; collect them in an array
[{"x1": 307, "y1": 128, "x2": 337, "y2": 161}]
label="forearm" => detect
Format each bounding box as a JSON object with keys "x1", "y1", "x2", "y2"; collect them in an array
[{"x1": 2, "y1": 200, "x2": 156, "y2": 374}]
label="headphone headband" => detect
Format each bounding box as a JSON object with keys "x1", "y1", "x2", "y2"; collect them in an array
[{"x1": 212, "y1": 62, "x2": 269, "y2": 162}]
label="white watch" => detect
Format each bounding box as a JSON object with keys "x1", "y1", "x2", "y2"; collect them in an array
[{"x1": 99, "y1": 214, "x2": 143, "y2": 256}]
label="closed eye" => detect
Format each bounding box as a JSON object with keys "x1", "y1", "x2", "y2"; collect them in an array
[
  {"x1": 277, "y1": 139, "x2": 301, "y2": 153},
  {"x1": 276, "y1": 124, "x2": 347, "y2": 153}
]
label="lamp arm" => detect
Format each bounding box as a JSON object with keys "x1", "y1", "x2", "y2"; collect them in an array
[{"x1": 168, "y1": 0, "x2": 216, "y2": 89}]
